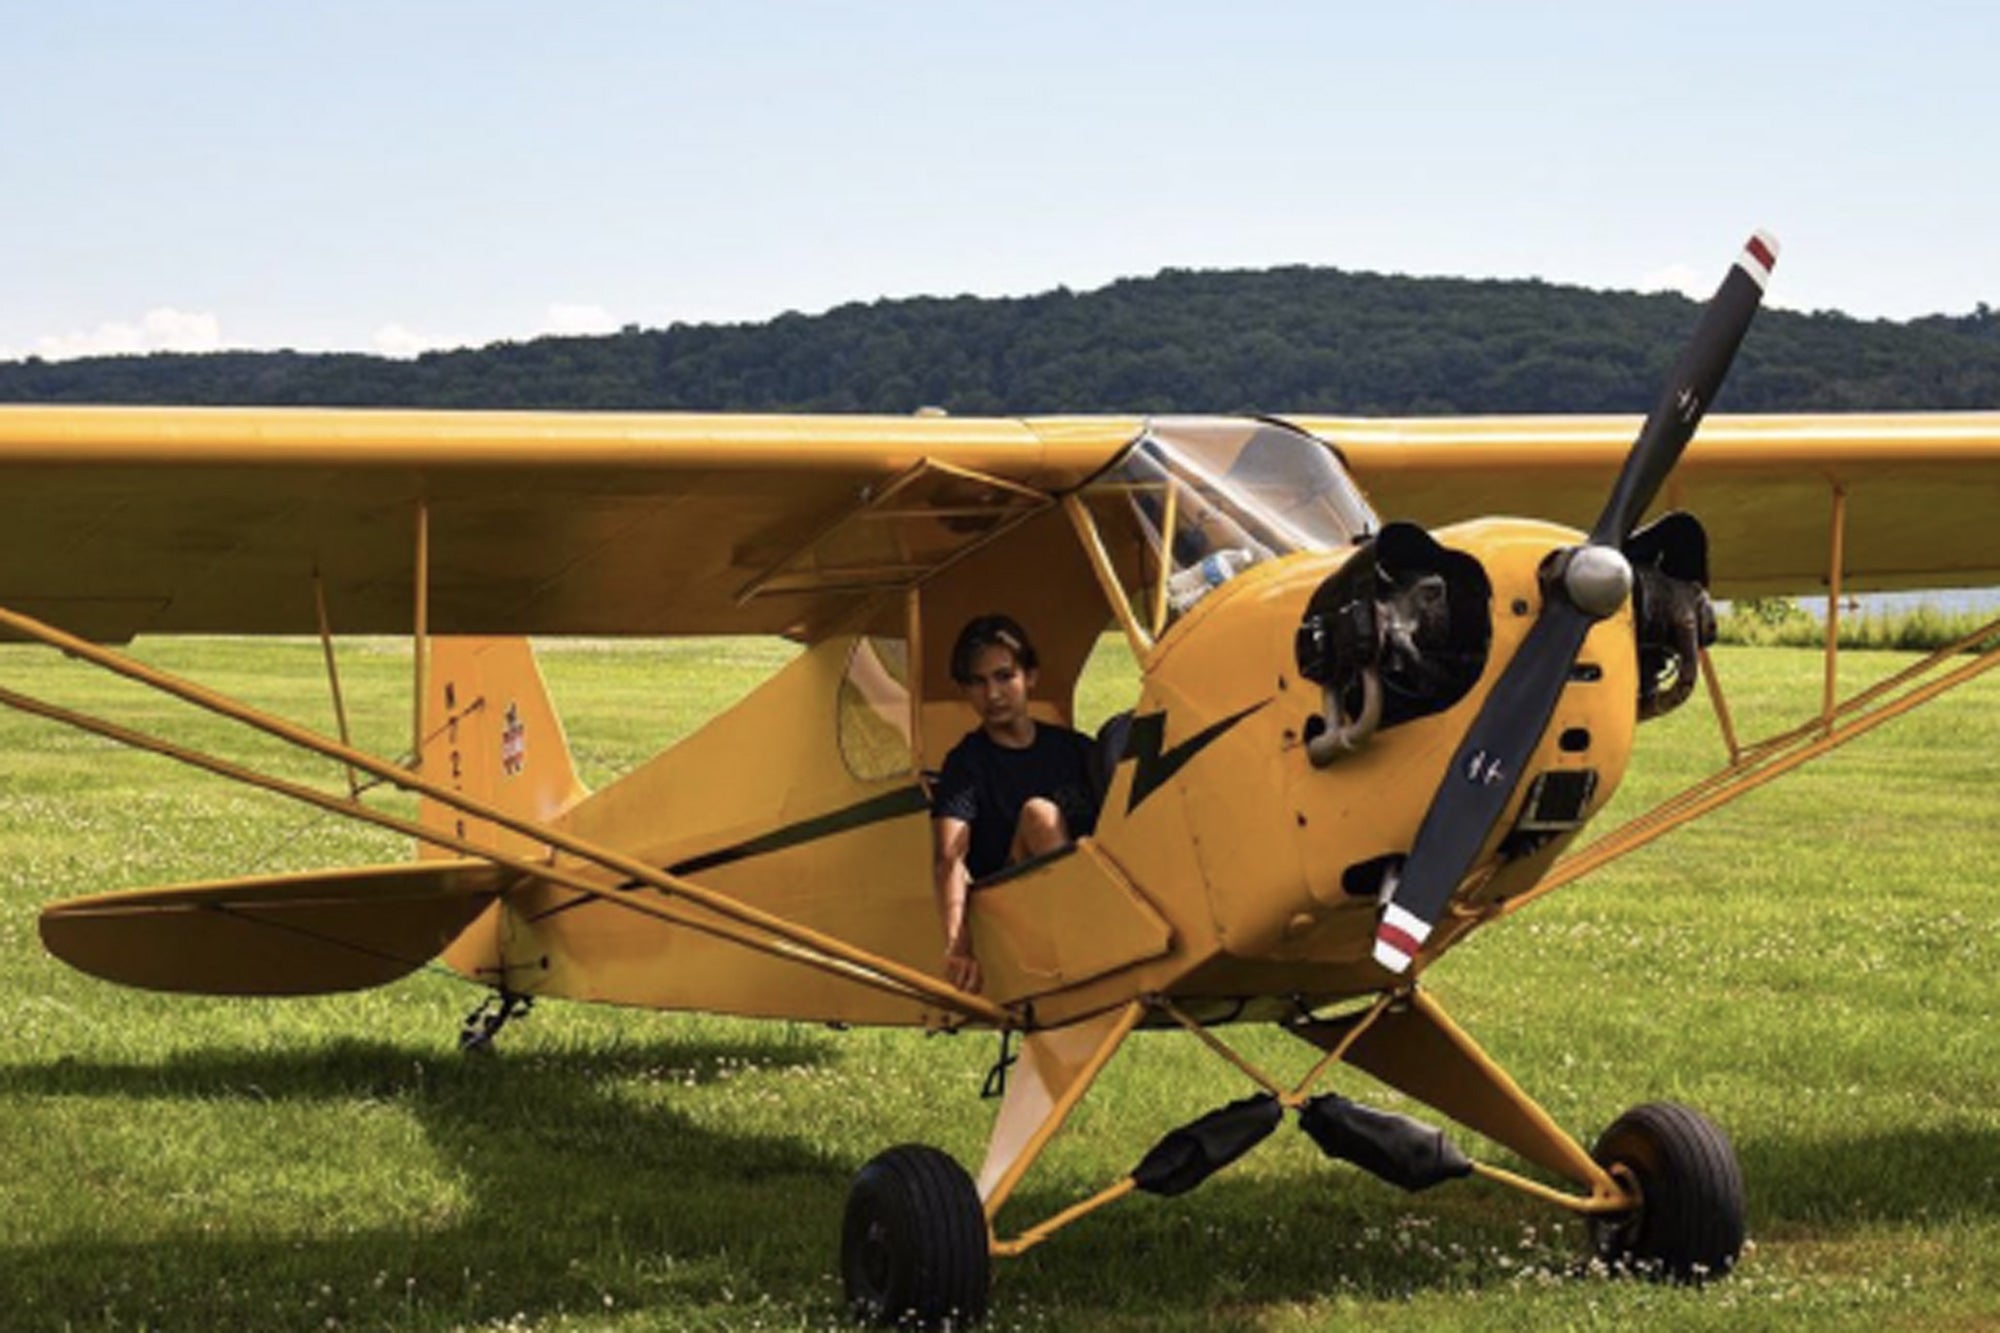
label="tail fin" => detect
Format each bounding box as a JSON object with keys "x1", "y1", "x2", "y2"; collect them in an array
[
  {"x1": 420, "y1": 638, "x2": 588, "y2": 860},
  {"x1": 40, "y1": 639, "x2": 580, "y2": 998}
]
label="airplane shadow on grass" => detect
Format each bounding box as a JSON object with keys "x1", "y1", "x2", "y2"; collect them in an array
[
  {"x1": 2, "y1": 1034, "x2": 1996, "y2": 1329},
  {"x1": 0, "y1": 1034, "x2": 850, "y2": 1329},
  {"x1": 989, "y1": 1120, "x2": 2000, "y2": 1318}
]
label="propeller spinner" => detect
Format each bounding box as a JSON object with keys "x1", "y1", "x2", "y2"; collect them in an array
[{"x1": 1373, "y1": 231, "x2": 1779, "y2": 974}]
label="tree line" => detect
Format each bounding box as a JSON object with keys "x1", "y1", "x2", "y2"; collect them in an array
[{"x1": 4, "y1": 269, "x2": 1998, "y2": 415}]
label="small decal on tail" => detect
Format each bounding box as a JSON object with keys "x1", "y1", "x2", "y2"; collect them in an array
[{"x1": 501, "y1": 701, "x2": 526, "y2": 776}]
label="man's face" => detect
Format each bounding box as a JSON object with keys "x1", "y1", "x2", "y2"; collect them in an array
[{"x1": 960, "y1": 643, "x2": 1034, "y2": 733}]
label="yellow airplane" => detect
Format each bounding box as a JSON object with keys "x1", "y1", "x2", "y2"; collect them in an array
[{"x1": 4, "y1": 233, "x2": 1999, "y2": 1327}]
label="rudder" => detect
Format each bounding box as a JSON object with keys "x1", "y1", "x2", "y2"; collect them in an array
[{"x1": 420, "y1": 637, "x2": 588, "y2": 861}]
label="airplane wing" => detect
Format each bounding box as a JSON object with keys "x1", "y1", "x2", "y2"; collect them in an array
[
  {"x1": 9, "y1": 402, "x2": 1997, "y2": 1023},
  {"x1": 0, "y1": 406, "x2": 1142, "y2": 642},
  {"x1": 6, "y1": 407, "x2": 1996, "y2": 645},
  {"x1": 1305, "y1": 413, "x2": 2000, "y2": 597}
]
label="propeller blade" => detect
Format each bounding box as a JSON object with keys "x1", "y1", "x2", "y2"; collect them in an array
[
  {"x1": 1373, "y1": 231, "x2": 1778, "y2": 975},
  {"x1": 1592, "y1": 231, "x2": 1778, "y2": 547},
  {"x1": 1373, "y1": 602, "x2": 1592, "y2": 971}
]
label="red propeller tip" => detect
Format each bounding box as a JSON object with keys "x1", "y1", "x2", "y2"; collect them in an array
[
  {"x1": 1740, "y1": 231, "x2": 1780, "y2": 289},
  {"x1": 1373, "y1": 903, "x2": 1431, "y2": 974}
]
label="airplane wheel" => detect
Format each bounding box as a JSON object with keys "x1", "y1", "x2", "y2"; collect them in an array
[
  {"x1": 1589, "y1": 1101, "x2": 1745, "y2": 1284},
  {"x1": 841, "y1": 1144, "x2": 990, "y2": 1328}
]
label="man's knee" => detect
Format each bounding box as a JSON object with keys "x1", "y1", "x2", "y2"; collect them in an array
[{"x1": 1014, "y1": 798, "x2": 1069, "y2": 857}]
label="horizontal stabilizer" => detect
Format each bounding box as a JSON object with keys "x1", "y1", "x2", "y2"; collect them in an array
[{"x1": 40, "y1": 860, "x2": 511, "y2": 996}]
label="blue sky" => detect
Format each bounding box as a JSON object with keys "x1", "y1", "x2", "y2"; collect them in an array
[{"x1": 2, "y1": 2, "x2": 1994, "y2": 360}]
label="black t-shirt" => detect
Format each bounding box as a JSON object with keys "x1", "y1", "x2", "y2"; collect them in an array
[{"x1": 932, "y1": 723, "x2": 1099, "y2": 880}]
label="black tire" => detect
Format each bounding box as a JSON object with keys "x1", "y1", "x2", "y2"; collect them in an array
[
  {"x1": 841, "y1": 1144, "x2": 990, "y2": 1328},
  {"x1": 1589, "y1": 1101, "x2": 1746, "y2": 1284}
]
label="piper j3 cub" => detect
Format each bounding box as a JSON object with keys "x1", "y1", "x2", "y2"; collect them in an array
[{"x1": 8, "y1": 233, "x2": 2000, "y2": 1327}]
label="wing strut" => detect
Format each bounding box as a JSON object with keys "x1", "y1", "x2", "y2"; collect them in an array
[
  {"x1": 0, "y1": 602, "x2": 1013, "y2": 1026},
  {"x1": 412, "y1": 498, "x2": 430, "y2": 771},
  {"x1": 2, "y1": 680, "x2": 969, "y2": 1014},
  {"x1": 1493, "y1": 609, "x2": 2000, "y2": 920},
  {"x1": 311, "y1": 569, "x2": 363, "y2": 799}
]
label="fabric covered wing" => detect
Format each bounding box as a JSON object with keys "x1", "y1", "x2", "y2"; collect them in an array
[
  {"x1": 1307, "y1": 413, "x2": 2000, "y2": 597},
  {"x1": 0, "y1": 407, "x2": 1138, "y2": 642}
]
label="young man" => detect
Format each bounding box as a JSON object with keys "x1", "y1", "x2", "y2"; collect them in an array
[{"x1": 930, "y1": 614, "x2": 1098, "y2": 995}]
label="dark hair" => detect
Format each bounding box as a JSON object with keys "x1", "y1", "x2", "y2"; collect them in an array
[{"x1": 950, "y1": 613, "x2": 1038, "y2": 684}]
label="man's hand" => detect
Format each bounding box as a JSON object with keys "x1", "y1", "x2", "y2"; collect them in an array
[
  {"x1": 944, "y1": 939, "x2": 983, "y2": 995},
  {"x1": 933, "y1": 815, "x2": 982, "y2": 993}
]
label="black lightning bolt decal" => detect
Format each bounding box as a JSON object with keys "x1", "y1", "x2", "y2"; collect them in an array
[{"x1": 1119, "y1": 699, "x2": 1271, "y2": 815}]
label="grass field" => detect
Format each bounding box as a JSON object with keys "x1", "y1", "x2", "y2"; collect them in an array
[{"x1": 1, "y1": 637, "x2": 1996, "y2": 1331}]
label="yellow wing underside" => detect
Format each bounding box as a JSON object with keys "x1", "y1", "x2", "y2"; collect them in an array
[
  {"x1": 1304, "y1": 412, "x2": 2000, "y2": 596},
  {"x1": 1, "y1": 406, "x2": 1996, "y2": 647},
  {"x1": 0, "y1": 407, "x2": 1140, "y2": 642}
]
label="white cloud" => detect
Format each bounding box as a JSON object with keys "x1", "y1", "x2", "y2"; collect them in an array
[
  {"x1": 371, "y1": 303, "x2": 620, "y2": 357},
  {"x1": 30, "y1": 307, "x2": 224, "y2": 360},
  {"x1": 540, "y1": 302, "x2": 618, "y2": 336},
  {"x1": 1638, "y1": 264, "x2": 1706, "y2": 301},
  {"x1": 16, "y1": 301, "x2": 624, "y2": 362},
  {"x1": 370, "y1": 322, "x2": 461, "y2": 358}
]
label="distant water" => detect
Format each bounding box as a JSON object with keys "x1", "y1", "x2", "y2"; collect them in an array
[
  {"x1": 1857, "y1": 588, "x2": 2000, "y2": 615},
  {"x1": 1723, "y1": 588, "x2": 2000, "y2": 619}
]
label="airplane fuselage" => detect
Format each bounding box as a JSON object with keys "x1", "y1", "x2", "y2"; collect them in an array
[{"x1": 1005, "y1": 517, "x2": 1641, "y2": 1028}]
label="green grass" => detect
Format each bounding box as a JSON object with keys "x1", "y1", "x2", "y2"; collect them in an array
[{"x1": 2, "y1": 638, "x2": 1997, "y2": 1331}]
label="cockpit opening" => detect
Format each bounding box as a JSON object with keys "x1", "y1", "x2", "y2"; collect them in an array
[{"x1": 1074, "y1": 419, "x2": 1379, "y2": 643}]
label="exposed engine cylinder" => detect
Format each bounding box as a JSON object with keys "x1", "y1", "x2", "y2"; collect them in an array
[
  {"x1": 1295, "y1": 523, "x2": 1493, "y2": 761},
  {"x1": 1632, "y1": 566, "x2": 1716, "y2": 719},
  {"x1": 1624, "y1": 512, "x2": 1717, "y2": 720}
]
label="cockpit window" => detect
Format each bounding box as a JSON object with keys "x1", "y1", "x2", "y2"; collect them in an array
[
  {"x1": 1076, "y1": 419, "x2": 1378, "y2": 638},
  {"x1": 838, "y1": 635, "x2": 915, "y2": 780}
]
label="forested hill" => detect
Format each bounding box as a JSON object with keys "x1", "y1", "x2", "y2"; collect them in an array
[{"x1": 5, "y1": 267, "x2": 1999, "y2": 415}]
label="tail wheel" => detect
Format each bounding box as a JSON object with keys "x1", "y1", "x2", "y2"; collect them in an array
[
  {"x1": 841, "y1": 1144, "x2": 990, "y2": 1328},
  {"x1": 1590, "y1": 1101, "x2": 1746, "y2": 1283}
]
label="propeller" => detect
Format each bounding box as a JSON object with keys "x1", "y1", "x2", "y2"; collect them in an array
[{"x1": 1373, "y1": 231, "x2": 1778, "y2": 974}]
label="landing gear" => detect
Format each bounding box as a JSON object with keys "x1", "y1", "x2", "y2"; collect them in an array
[
  {"x1": 841, "y1": 1144, "x2": 990, "y2": 1328},
  {"x1": 1590, "y1": 1101, "x2": 1746, "y2": 1283},
  {"x1": 458, "y1": 990, "x2": 532, "y2": 1054}
]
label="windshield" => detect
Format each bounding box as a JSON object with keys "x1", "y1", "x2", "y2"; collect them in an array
[{"x1": 1077, "y1": 419, "x2": 1378, "y2": 638}]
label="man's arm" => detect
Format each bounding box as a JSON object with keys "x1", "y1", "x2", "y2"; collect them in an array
[{"x1": 931, "y1": 815, "x2": 982, "y2": 995}]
